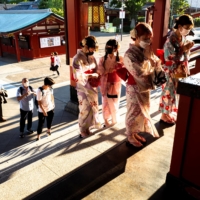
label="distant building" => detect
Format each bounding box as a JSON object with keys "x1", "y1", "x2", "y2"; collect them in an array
[{"x1": 0, "y1": 9, "x2": 66, "y2": 62}]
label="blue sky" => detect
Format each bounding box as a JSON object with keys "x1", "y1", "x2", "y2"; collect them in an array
[{"x1": 187, "y1": 0, "x2": 200, "y2": 8}]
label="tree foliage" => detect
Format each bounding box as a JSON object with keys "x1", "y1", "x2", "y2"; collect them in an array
[
  {"x1": 38, "y1": 0, "x2": 64, "y2": 17},
  {"x1": 170, "y1": 0, "x2": 189, "y2": 16},
  {"x1": 109, "y1": 0, "x2": 147, "y2": 20}
]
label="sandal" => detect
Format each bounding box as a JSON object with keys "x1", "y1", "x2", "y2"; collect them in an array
[
  {"x1": 47, "y1": 131, "x2": 51, "y2": 136},
  {"x1": 126, "y1": 133, "x2": 145, "y2": 148},
  {"x1": 79, "y1": 132, "x2": 88, "y2": 138},
  {"x1": 160, "y1": 114, "x2": 175, "y2": 124}
]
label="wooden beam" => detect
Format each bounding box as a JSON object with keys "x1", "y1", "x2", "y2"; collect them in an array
[
  {"x1": 152, "y1": 0, "x2": 170, "y2": 52},
  {"x1": 14, "y1": 33, "x2": 21, "y2": 62}
]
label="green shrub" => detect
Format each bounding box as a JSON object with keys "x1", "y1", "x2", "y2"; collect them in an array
[
  {"x1": 194, "y1": 17, "x2": 200, "y2": 27},
  {"x1": 112, "y1": 18, "x2": 121, "y2": 27},
  {"x1": 137, "y1": 16, "x2": 145, "y2": 23}
]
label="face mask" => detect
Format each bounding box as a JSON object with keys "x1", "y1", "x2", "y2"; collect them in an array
[
  {"x1": 86, "y1": 51, "x2": 94, "y2": 56},
  {"x1": 180, "y1": 28, "x2": 190, "y2": 36},
  {"x1": 139, "y1": 40, "x2": 150, "y2": 49},
  {"x1": 24, "y1": 82, "x2": 29, "y2": 87}
]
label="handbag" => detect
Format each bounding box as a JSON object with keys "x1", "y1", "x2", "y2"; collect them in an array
[
  {"x1": 85, "y1": 69, "x2": 101, "y2": 87},
  {"x1": 152, "y1": 70, "x2": 167, "y2": 87},
  {"x1": 116, "y1": 68, "x2": 129, "y2": 81},
  {"x1": 173, "y1": 61, "x2": 188, "y2": 79},
  {"x1": 88, "y1": 76, "x2": 101, "y2": 87}
]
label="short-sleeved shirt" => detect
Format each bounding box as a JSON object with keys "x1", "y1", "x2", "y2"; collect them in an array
[
  {"x1": 54, "y1": 56, "x2": 61, "y2": 66},
  {"x1": 36, "y1": 87, "x2": 54, "y2": 113},
  {"x1": 16, "y1": 86, "x2": 34, "y2": 111}
]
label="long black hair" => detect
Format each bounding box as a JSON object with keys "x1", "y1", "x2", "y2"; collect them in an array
[{"x1": 103, "y1": 39, "x2": 119, "y2": 68}]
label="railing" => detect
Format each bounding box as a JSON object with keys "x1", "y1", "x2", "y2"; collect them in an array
[{"x1": 189, "y1": 44, "x2": 200, "y2": 75}]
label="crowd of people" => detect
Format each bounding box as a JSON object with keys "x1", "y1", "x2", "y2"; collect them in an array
[{"x1": 1, "y1": 14, "x2": 195, "y2": 147}]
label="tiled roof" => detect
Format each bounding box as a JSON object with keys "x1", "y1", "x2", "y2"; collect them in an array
[
  {"x1": 0, "y1": 9, "x2": 64, "y2": 34},
  {"x1": 0, "y1": 3, "x2": 38, "y2": 10}
]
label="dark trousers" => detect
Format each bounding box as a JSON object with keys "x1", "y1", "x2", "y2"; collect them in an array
[
  {"x1": 37, "y1": 110, "x2": 54, "y2": 135},
  {"x1": 55, "y1": 65, "x2": 60, "y2": 75},
  {"x1": 0, "y1": 103, "x2": 2, "y2": 118},
  {"x1": 20, "y1": 109, "x2": 33, "y2": 132}
]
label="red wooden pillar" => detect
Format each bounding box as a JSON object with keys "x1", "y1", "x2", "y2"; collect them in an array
[
  {"x1": 0, "y1": 38, "x2": 3, "y2": 57},
  {"x1": 64, "y1": 0, "x2": 88, "y2": 115},
  {"x1": 166, "y1": 74, "x2": 200, "y2": 198},
  {"x1": 152, "y1": 0, "x2": 170, "y2": 53},
  {"x1": 14, "y1": 33, "x2": 21, "y2": 62}
]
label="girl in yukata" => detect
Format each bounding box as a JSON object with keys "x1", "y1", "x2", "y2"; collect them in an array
[
  {"x1": 72, "y1": 36, "x2": 102, "y2": 138},
  {"x1": 159, "y1": 14, "x2": 194, "y2": 124},
  {"x1": 98, "y1": 39, "x2": 124, "y2": 127},
  {"x1": 124, "y1": 23, "x2": 162, "y2": 147}
]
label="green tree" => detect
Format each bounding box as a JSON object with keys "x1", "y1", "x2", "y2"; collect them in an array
[
  {"x1": 170, "y1": 0, "x2": 189, "y2": 16},
  {"x1": 39, "y1": 0, "x2": 64, "y2": 17},
  {"x1": 170, "y1": 0, "x2": 189, "y2": 27},
  {"x1": 110, "y1": 0, "x2": 146, "y2": 22}
]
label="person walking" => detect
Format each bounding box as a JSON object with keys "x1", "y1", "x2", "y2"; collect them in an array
[
  {"x1": 17, "y1": 78, "x2": 36, "y2": 138},
  {"x1": 36, "y1": 77, "x2": 55, "y2": 141},
  {"x1": 123, "y1": 23, "x2": 160, "y2": 147},
  {"x1": 54, "y1": 52, "x2": 61, "y2": 76},
  {"x1": 0, "y1": 84, "x2": 7, "y2": 122},
  {"x1": 98, "y1": 39, "x2": 123, "y2": 127},
  {"x1": 50, "y1": 52, "x2": 56, "y2": 75},
  {"x1": 72, "y1": 35, "x2": 102, "y2": 138},
  {"x1": 159, "y1": 14, "x2": 194, "y2": 124}
]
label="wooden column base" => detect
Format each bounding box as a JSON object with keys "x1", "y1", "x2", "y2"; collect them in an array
[
  {"x1": 65, "y1": 86, "x2": 79, "y2": 116},
  {"x1": 166, "y1": 173, "x2": 200, "y2": 199}
]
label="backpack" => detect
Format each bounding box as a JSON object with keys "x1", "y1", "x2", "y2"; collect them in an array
[
  {"x1": 19, "y1": 86, "x2": 43, "y2": 109},
  {"x1": 35, "y1": 87, "x2": 44, "y2": 109}
]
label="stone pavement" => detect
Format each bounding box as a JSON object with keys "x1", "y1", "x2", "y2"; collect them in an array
[{"x1": 0, "y1": 32, "x2": 178, "y2": 200}]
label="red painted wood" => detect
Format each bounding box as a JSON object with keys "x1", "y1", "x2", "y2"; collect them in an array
[
  {"x1": 169, "y1": 95, "x2": 191, "y2": 177},
  {"x1": 190, "y1": 58, "x2": 200, "y2": 75},
  {"x1": 66, "y1": 0, "x2": 88, "y2": 87},
  {"x1": 14, "y1": 33, "x2": 21, "y2": 62},
  {"x1": 152, "y1": 0, "x2": 170, "y2": 53},
  {"x1": 181, "y1": 98, "x2": 200, "y2": 187}
]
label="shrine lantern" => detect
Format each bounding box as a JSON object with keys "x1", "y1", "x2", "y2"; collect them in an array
[{"x1": 82, "y1": 0, "x2": 108, "y2": 30}]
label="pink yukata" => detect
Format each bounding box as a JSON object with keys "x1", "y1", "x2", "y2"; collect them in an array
[
  {"x1": 98, "y1": 55, "x2": 123, "y2": 124},
  {"x1": 72, "y1": 50, "x2": 101, "y2": 133}
]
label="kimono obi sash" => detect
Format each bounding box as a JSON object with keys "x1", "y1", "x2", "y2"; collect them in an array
[
  {"x1": 116, "y1": 68, "x2": 136, "y2": 85},
  {"x1": 107, "y1": 71, "x2": 121, "y2": 82},
  {"x1": 127, "y1": 73, "x2": 136, "y2": 85}
]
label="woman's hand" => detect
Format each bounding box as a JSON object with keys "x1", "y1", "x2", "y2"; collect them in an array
[
  {"x1": 183, "y1": 41, "x2": 194, "y2": 52},
  {"x1": 144, "y1": 44, "x2": 154, "y2": 59}
]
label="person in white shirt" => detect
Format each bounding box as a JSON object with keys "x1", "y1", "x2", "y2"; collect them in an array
[
  {"x1": 36, "y1": 77, "x2": 55, "y2": 141},
  {"x1": 54, "y1": 52, "x2": 61, "y2": 76}
]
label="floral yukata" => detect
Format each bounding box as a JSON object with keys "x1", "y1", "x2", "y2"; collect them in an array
[
  {"x1": 124, "y1": 45, "x2": 159, "y2": 140},
  {"x1": 72, "y1": 50, "x2": 101, "y2": 133},
  {"x1": 159, "y1": 31, "x2": 191, "y2": 115},
  {"x1": 98, "y1": 55, "x2": 123, "y2": 124}
]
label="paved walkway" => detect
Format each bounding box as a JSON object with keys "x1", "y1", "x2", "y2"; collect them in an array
[{"x1": 0, "y1": 32, "x2": 177, "y2": 200}]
